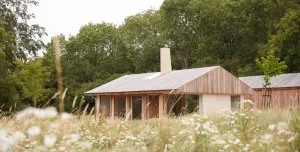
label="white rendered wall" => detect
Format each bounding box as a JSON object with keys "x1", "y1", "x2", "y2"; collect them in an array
[{"x1": 202, "y1": 94, "x2": 231, "y2": 114}]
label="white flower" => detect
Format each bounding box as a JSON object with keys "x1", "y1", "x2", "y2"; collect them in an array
[
  {"x1": 234, "y1": 138, "x2": 240, "y2": 145},
  {"x1": 12, "y1": 131, "x2": 26, "y2": 143},
  {"x1": 60, "y1": 113, "x2": 74, "y2": 120},
  {"x1": 268, "y1": 124, "x2": 277, "y2": 130},
  {"x1": 79, "y1": 141, "x2": 92, "y2": 149},
  {"x1": 35, "y1": 145, "x2": 47, "y2": 152},
  {"x1": 59, "y1": 147, "x2": 66, "y2": 151},
  {"x1": 0, "y1": 129, "x2": 26, "y2": 152},
  {"x1": 16, "y1": 107, "x2": 58, "y2": 120},
  {"x1": 224, "y1": 144, "x2": 230, "y2": 149},
  {"x1": 0, "y1": 128, "x2": 9, "y2": 141},
  {"x1": 243, "y1": 144, "x2": 250, "y2": 151},
  {"x1": 276, "y1": 122, "x2": 288, "y2": 130},
  {"x1": 67, "y1": 133, "x2": 80, "y2": 144},
  {"x1": 27, "y1": 126, "x2": 41, "y2": 136},
  {"x1": 212, "y1": 139, "x2": 226, "y2": 145},
  {"x1": 261, "y1": 134, "x2": 273, "y2": 144},
  {"x1": 49, "y1": 123, "x2": 60, "y2": 129},
  {"x1": 44, "y1": 134, "x2": 57, "y2": 147},
  {"x1": 288, "y1": 135, "x2": 296, "y2": 143}
]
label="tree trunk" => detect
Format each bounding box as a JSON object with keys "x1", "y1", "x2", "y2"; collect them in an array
[{"x1": 33, "y1": 98, "x2": 37, "y2": 107}]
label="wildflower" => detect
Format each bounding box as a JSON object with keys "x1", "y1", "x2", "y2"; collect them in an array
[
  {"x1": 276, "y1": 122, "x2": 288, "y2": 130},
  {"x1": 35, "y1": 145, "x2": 47, "y2": 151},
  {"x1": 79, "y1": 141, "x2": 92, "y2": 149},
  {"x1": 261, "y1": 134, "x2": 273, "y2": 144},
  {"x1": 49, "y1": 122, "x2": 60, "y2": 129},
  {"x1": 243, "y1": 144, "x2": 250, "y2": 151},
  {"x1": 31, "y1": 141, "x2": 37, "y2": 145},
  {"x1": 67, "y1": 133, "x2": 80, "y2": 144},
  {"x1": 44, "y1": 134, "x2": 57, "y2": 147},
  {"x1": 60, "y1": 113, "x2": 74, "y2": 120},
  {"x1": 27, "y1": 126, "x2": 41, "y2": 136},
  {"x1": 224, "y1": 145, "x2": 230, "y2": 149},
  {"x1": 0, "y1": 128, "x2": 9, "y2": 140},
  {"x1": 268, "y1": 124, "x2": 276, "y2": 130},
  {"x1": 288, "y1": 135, "x2": 297, "y2": 143},
  {"x1": 59, "y1": 147, "x2": 66, "y2": 151},
  {"x1": 11, "y1": 131, "x2": 26, "y2": 144},
  {"x1": 16, "y1": 107, "x2": 58, "y2": 120},
  {"x1": 234, "y1": 138, "x2": 240, "y2": 145},
  {"x1": 212, "y1": 139, "x2": 226, "y2": 145}
]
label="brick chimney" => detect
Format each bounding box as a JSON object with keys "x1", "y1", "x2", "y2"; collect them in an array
[{"x1": 160, "y1": 48, "x2": 172, "y2": 74}]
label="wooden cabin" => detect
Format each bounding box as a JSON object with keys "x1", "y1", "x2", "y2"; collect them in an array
[
  {"x1": 239, "y1": 73, "x2": 300, "y2": 109},
  {"x1": 85, "y1": 48, "x2": 253, "y2": 120}
]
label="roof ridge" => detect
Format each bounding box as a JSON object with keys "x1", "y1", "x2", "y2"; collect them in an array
[{"x1": 239, "y1": 72, "x2": 300, "y2": 78}]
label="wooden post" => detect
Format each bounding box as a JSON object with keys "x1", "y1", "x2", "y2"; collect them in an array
[
  {"x1": 53, "y1": 37, "x2": 64, "y2": 113},
  {"x1": 184, "y1": 94, "x2": 188, "y2": 114},
  {"x1": 164, "y1": 95, "x2": 168, "y2": 117},
  {"x1": 125, "y1": 96, "x2": 132, "y2": 121},
  {"x1": 159, "y1": 94, "x2": 164, "y2": 118},
  {"x1": 142, "y1": 95, "x2": 147, "y2": 120},
  {"x1": 95, "y1": 95, "x2": 100, "y2": 124},
  {"x1": 111, "y1": 96, "x2": 115, "y2": 121},
  {"x1": 240, "y1": 95, "x2": 245, "y2": 110}
]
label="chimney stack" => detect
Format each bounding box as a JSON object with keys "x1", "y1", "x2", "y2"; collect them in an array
[{"x1": 160, "y1": 48, "x2": 172, "y2": 74}]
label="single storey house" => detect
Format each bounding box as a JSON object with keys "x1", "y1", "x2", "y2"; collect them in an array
[
  {"x1": 86, "y1": 48, "x2": 253, "y2": 120},
  {"x1": 239, "y1": 74, "x2": 300, "y2": 109}
]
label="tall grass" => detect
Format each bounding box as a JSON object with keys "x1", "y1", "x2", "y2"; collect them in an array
[{"x1": 0, "y1": 107, "x2": 299, "y2": 152}]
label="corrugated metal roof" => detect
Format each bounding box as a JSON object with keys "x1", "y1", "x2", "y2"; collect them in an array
[
  {"x1": 86, "y1": 66, "x2": 219, "y2": 94},
  {"x1": 239, "y1": 73, "x2": 300, "y2": 89}
]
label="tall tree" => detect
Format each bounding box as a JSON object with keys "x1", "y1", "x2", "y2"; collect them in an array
[
  {"x1": 0, "y1": 0, "x2": 46, "y2": 109},
  {"x1": 120, "y1": 9, "x2": 165, "y2": 73},
  {"x1": 15, "y1": 58, "x2": 50, "y2": 107}
]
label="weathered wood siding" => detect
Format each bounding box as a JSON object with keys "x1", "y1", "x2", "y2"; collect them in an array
[
  {"x1": 180, "y1": 66, "x2": 253, "y2": 95},
  {"x1": 250, "y1": 88, "x2": 300, "y2": 109}
]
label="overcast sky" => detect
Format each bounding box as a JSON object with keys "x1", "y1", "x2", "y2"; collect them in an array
[{"x1": 29, "y1": 0, "x2": 164, "y2": 43}]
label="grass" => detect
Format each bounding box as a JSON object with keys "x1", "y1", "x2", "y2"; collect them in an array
[{"x1": 0, "y1": 107, "x2": 300, "y2": 152}]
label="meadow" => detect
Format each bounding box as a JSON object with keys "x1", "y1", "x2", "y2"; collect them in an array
[{"x1": 0, "y1": 107, "x2": 299, "y2": 152}]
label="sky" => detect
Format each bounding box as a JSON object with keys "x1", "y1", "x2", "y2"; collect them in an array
[{"x1": 29, "y1": 0, "x2": 164, "y2": 43}]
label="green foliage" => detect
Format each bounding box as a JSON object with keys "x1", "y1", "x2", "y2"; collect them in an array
[
  {"x1": 1, "y1": 0, "x2": 300, "y2": 111},
  {"x1": 255, "y1": 50, "x2": 288, "y2": 87},
  {"x1": 0, "y1": 0, "x2": 46, "y2": 110},
  {"x1": 120, "y1": 9, "x2": 165, "y2": 73},
  {"x1": 15, "y1": 58, "x2": 50, "y2": 107}
]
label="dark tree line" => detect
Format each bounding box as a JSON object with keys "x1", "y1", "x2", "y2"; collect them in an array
[{"x1": 1, "y1": 0, "x2": 300, "y2": 111}]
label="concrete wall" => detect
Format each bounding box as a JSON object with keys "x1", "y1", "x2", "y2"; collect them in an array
[{"x1": 202, "y1": 94, "x2": 231, "y2": 114}]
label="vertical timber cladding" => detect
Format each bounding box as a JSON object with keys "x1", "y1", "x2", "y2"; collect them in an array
[
  {"x1": 253, "y1": 88, "x2": 300, "y2": 109},
  {"x1": 182, "y1": 66, "x2": 253, "y2": 94}
]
